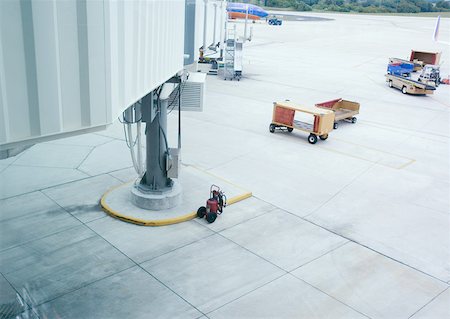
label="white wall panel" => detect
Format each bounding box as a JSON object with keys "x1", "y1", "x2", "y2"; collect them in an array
[
  {"x1": 33, "y1": 0, "x2": 63, "y2": 135},
  {"x1": 0, "y1": 1, "x2": 31, "y2": 142},
  {"x1": 0, "y1": 0, "x2": 186, "y2": 150},
  {"x1": 56, "y1": 1, "x2": 82, "y2": 131},
  {"x1": 87, "y1": 0, "x2": 107, "y2": 127}
]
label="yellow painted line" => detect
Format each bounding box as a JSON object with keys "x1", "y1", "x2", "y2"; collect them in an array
[
  {"x1": 319, "y1": 144, "x2": 416, "y2": 170},
  {"x1": 227, "y1": 192, "x2": 253, "y2": 205},
  {"x1": 317, "y1": 136, "x2": 416, "y2": 170},
  {"x1": 100, "y1": 182, "x2": 252, "y2": 227},
  {"x1": 332, "y1": 137, "x2": 415, "y2": 161},
  {"x1": 184, "y1": 164, "x2": 250, "y2": 192},
  {"x1": 395, "y1": 159, "x2": 416, "y2": 170}
]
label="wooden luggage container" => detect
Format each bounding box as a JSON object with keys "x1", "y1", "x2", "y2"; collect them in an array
[
  {"x1": 269, "y1": 101, "x2": 334, "y2": 144},
  {"x1": 315, "y1": 98, "x2": 360, "y2": 129},
  {"x1": 410, "y1": 50, "x2": 441, "y2": 72}
]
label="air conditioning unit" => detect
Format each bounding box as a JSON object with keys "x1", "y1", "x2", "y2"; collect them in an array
[{"x1": 167, "y1": 72, "x2": 206, "y2": 112}]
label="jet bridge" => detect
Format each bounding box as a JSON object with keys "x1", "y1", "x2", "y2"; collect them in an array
[{"x1": 0, "y1": 0, "x2": 216, "y2": 211}]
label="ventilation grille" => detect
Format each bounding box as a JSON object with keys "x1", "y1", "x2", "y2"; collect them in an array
[{"x1": 167, "y1": 73, "x2": 206, "y2": 112}]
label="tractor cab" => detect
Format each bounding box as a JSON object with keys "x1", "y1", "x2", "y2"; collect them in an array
[
  {"x1": 268, "y1": 16, "x2": 282, "y2": 25},
  {"x1": 419, "y1": 64, "x2": 440, "y2": 87}
]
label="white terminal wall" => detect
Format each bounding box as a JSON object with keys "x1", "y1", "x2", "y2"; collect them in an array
[{"x1": 0, "y1": 0, "x2": 185, "y2": 150}]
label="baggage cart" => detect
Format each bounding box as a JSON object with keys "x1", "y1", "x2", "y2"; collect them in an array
[
  {"x1": 315, "y1": 98, "x2": 360, "y2": 129},
  {"x1": 385, "y1": 74, "x2": 436, "y2": 95},
  {"x1": 269, "y1": 102, "x2": 334, "y2": 144}
]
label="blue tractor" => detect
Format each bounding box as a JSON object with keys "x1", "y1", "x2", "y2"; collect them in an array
[{"x1": 268, "y1": 17, "x2": 282, "y2": 25}]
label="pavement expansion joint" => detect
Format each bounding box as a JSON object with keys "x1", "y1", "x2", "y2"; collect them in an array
[{"x1": 100, "y1": 165, "x2": 252, "y2": 226}]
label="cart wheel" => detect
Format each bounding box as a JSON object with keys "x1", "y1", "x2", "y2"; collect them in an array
[
  {"x1": 308, "y1": 134, "x2": 318, "y2": 144},
  {"x1": 206, "y1": 212, "x2": 217, "y2": 223},
  {"x1": 351, "y1": 117, "x2": 357, "y2": 124},
  {"x1": 388, "y1": 80, "x2": 393, "y2": 88},
  {"x1": 269, "y1": 124, "x2": 276, "y2": 133},
  {"x1": 319, "y1": 134, "x2": 328, "y2": 140},
  {"x1": 287, "y1": 127, "x2": 293, "y2": 132},
  {"x1": 402, "y1": 86, "x2": 407, "y2": 94},
  {"x1": 197, "y1": 206, "x2": 206, "y2": 218},
  {"x1": 333, "y1": 122, "x2": 338, "y2": 129}
]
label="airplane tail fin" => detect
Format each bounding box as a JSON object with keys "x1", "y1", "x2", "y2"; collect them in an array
[
  {"x1": 433, "y1": 15, "x2": 450, "y2": 45},
  {"x1": 432, "y1": 16, "x2": 440, "y2": 42}
]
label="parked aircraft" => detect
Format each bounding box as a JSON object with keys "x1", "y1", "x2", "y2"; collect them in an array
[{"x1": 227, "y1": 2, "x2": 268, "y2": 20}]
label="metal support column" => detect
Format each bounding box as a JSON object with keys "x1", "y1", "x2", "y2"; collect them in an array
[
  {"x1": 132, "y1": 88, "x2": 181, "y2": 210},
  {"x1": 202, "y1": 0, "x2": 208, "y2": 54},
  {"x1": 212, "y1": 3, "x2": 217, "y2": 46},
  {"x1": 140, "y1": 94, "x2": 172, "y2": 192}
]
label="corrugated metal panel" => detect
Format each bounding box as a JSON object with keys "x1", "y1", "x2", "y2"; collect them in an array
[
  {"x1": 0, "y1": 0, "x2": 185, "y2": 150},
  {"x1": 106, "y1": 0, "x2": 185, "y2": 123}
]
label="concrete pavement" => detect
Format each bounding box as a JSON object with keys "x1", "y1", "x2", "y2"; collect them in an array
[{"x1": 1, "y1": 12, "x2": 449, "y2": 319}]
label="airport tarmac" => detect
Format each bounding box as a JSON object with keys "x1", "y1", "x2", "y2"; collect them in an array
[{"x1": 1, "y1": 12, "x2": 449, "y2": 319}]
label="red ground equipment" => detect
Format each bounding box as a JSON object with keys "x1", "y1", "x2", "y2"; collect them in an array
[{"x1": 197, "y1": 185, "x2": 227, "y2": 223}]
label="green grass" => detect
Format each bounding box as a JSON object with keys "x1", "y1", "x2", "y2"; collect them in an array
[
  {"x1": 263, "y1": 6, "x2": 297, "y2": 12},
  {"x1": 312, "y1": 10, "x2": 450, "y2": 17},
  {"x1": 264, "y1": 6, "x2": 450, "y2": 17}
]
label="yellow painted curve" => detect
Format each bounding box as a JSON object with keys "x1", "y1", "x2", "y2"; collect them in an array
[{"x1": 100, "y1": 182, "x2": 252, "y2": 226}]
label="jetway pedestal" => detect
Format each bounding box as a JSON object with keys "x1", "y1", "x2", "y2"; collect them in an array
[
  {"x1": 131, "y1": 180, "x2": 181, "y2": 211},
  {"x1": 131, "y1": 91, "x2": 181, "y2": 210}
]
